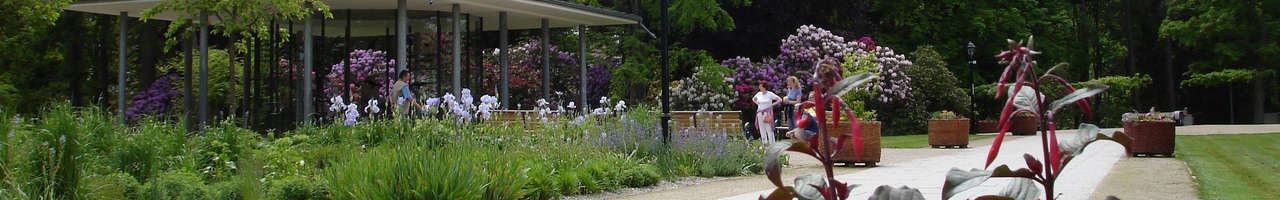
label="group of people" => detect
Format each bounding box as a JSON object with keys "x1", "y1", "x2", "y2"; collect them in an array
[{"x1": 751, "y1": 76, "x2": 809, "y2": 144}]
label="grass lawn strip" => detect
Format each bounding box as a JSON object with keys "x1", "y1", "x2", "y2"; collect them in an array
[
  {"x1": 879, "y1": 134, "x2": 996, "y2": 148},
  {"x1": 1176, "y1": 133, "x2": 1280, "y2": 199}
]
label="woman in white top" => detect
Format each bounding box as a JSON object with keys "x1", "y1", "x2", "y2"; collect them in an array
[{"x1": 753, "y1": 81, "x2": 783, "y2": 144}]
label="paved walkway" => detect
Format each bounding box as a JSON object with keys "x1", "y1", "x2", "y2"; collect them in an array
[
  {"x1": 723, "y1": 128, "x2": 1128, "y2": 200},
  {"x1": 586, "y1": 124, "x2": 1279, "y2": 200}
]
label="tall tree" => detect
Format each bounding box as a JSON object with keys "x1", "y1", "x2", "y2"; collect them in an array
[{"x1": 1161, "y1": 0, "x2": 1279, "y2": 123}]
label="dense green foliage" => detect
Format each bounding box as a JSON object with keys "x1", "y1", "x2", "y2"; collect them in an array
[
  {"x1": 1176, "y1": 133, "x2": 1280, "y2": 199},
  {"x1": 1074, "y1": 74, "x2": 1153, "y2": 127},
  {"x1": 0, "y1": 104, "x2": 762, "y2": 199},
  {"x1": 906, "y1": 45, "x2": 972, "y2": 118},
  {"x1": 1180, "y1": 68, "x2": 1269, "y2": 88}
]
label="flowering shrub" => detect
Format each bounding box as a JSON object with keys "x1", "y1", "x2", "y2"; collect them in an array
[
  {"x1": 930, "y1": 110, "x2": 963, "y2": 120},
  {"x1": 481, "y1": 40, "x2": 612, "y2": 108},
  {"x1": 324, "y1": 49, "x2": 396, "y2": 104},
  {"x1": 584, "y1": 61, "x2": 616, "y2": 106},
  {"x1": 863, "y1": 44, "x2": 914, "y2": 103},
  {"x1": 1121, "y1": 107, "x2": 1174, "y2": 122},
  {"x1": 778, "y1": 25, "x2": 859, "y2": 85},
  {"x1": 672, "y1": 65, "x2": 733, "y2": 111},
  {"x1": 126, "y1": 74, "x2": 181, "y2": 123},
  {"x1": 725, "y1": 57, "x2": 789, "y2": 110}
]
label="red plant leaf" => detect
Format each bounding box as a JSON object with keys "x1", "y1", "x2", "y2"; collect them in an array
[
  {"x1": 990, "y1": 165, "x2": 1037, "y2": 179},
  {"x1": 975, "y1": 195, "x2": 1016, "y2": 200},
  {"x1": 1022, "y1": 154, "x2": 1043, "y2": 175},
  {"x1": 1047, "y1": 123, "x2": 1063, "y2": 175},
  {"x1": 758, "y1": 187, "x2": 796, "y2": 200}
]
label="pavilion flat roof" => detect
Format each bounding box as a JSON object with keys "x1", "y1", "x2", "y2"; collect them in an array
[{"x1": 64, "y1": 0, "x2": 642, "y2": 31}]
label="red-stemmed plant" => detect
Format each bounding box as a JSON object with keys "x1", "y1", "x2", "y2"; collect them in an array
[
  {"x1": 760, "y1": 57, "x2": 926, "y2": 200},
  {"x1": 942, "y1": 36, "x2": 1133, "y2": 200}
]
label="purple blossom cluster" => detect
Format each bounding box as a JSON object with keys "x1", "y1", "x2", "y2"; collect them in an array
[
  {"x1": 724, "y1": 57, "x2": 788, "y2": 109},
  {"x1": 482, "y1": 40, "x2": 621, "y2": 109},
  {"x1": 778, "y1": 25, "x2": 860, "y2": 84},
  {"x1": 126, "y1": 74, "x2": 181, "y2": 123},
  {"x1": 324, "y1": 49, "x2": 397, "y2": 105},
  {"x1": 584, "y1": 61, "x2": 615, "y2": 106}
]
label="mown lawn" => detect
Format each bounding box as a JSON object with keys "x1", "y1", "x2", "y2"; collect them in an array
[
  {"x1": 880, "y1": 134, "x2": 996, "y2": 148},
  {"x1": 1176, "y1": 133, "x2": 1280, "y2": 199}
]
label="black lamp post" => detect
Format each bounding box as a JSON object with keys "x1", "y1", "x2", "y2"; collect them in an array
[
  {"x1": 966, "y1": 41, "x2": 976, "y2": 122},
  {"x1": 660, "y1": 0, "x2": 671, "y2": 145}
]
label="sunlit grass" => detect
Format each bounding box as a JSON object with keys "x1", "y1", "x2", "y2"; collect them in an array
[{"x1": 1176, "y1": 133, "x2": 1280, "y2": 199}]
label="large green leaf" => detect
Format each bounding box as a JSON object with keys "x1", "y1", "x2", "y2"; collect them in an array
[
  {"x1": 942, "y1": 168, "x2": 990, "y2": 199},
  {"x1": 1007, "y1": 85, "x2": 1043, "y2": 112},
  {"x1": 763, "y1": 142, "x2": 791, "y2": 188},
  {"x1": 1048, "y1": 83, "x2": 1108, "y2": 116},
  {"x1": 1057, "y1": 123, "x2": 1133, "y2": 161},
  {"x1": 868, "y1": 185, "x2": 925, "y2": 200},
  {"x1": 996, "y1": 178, "x2": 1040, "y2": 200},
  {"x1": 943, "y1": 167, "x2": 1042, "y2": 200},
  {"x1": 824, "y1": 72, "x2": 879, "y2": 99},
  {"x1": 793, "y1": 173, "x2": 827, "y2": 200}
]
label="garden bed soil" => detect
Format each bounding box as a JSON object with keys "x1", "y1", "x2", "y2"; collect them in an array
[
  {"x1": 928, "y1": 119, "x2": 970, "y2": 148},
  {"x1": 1010, "y1": 115, "x2": 1038, "y2": 135},
  {"x1": 1123, "y1": 121, "x2": 1176, "y2": 156}
]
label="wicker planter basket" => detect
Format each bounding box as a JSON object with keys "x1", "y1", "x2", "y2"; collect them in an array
[
  {"x1": 976, "y1": 120, "x2": 999, "y2": 133},
  {"x1": 1010, "y1": 115, "x2": 1038, "y2": 135},
  {"x1": 1122, "y1": 121, "x2": 1176, "y2": 156},
  {"x1": 928, "y1": 119, "x2": 971, "y2": 148},
  {"x1": 829, "y1": 121, "x2": 881, "y2": 167}
]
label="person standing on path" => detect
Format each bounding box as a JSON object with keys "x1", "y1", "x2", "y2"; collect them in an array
[
  {"x1": 754, "y1": 81, "x2": 783, "y2": 144},
  {"x1": 783, "y1": 76, "x2": 804, "y2": 130}
]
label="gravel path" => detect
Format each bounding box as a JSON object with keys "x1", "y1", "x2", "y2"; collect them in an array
[{"x1": 1088, "y1": 157, "x2": 1199, "y2": 200}]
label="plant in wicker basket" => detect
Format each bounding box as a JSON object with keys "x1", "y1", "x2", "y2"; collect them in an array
[
  {"x1": 941, "y1": 36, "x2": 1134, "y2": 200},
  {"x1": 928, "y1": 110, "x2": 969, "y2": 148},
  {"x1": 1120, "y1": 107, "x2": 1176, "y2": 156}
]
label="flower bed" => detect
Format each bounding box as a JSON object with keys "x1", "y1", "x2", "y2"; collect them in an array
[
  {"x1": 1122, "y1": 121, "x2": 1176, "y2": 156},
  {"x1": 0, "y1": 104, "x2": 763, "y2": 200},
  {"x1": 831, "y1": 121, "x2": 882, "y2": 166},
  {"x1": 1010, "y1": 114, "x2": 1039, "y2": 135},
  {"x1": 977, "y1": 120, "x2": 1000, "y2": 133},
  {"x1": 927, "y1": 119, "x2": 970, "y2": 148}
]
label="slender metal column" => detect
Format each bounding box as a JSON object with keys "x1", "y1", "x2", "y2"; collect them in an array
[
  {"x1": 397, "y1": 0, "x2": 408, "y2": 72},
  {"x1": 118, "y1": 12, "x2": 128, "y2": 123},
  {"x1": 344, "y1": 10, "x2": 352, "y2": 99},
  {"x1": 541, "y1": 18, "x2": 550, "y2": 99},
  {"x1": 303, "y1": 13, "x2": 314, "y2": 122},
  {"x1": 579, "y1": 25, "x2": 587, "y2": 111},
  {"x1": 660, "y1": 0, "x2": 671, "y2": 144},
  {"x1": 452, "y1": 4, "x2": 462, "y2": 95},
  {"x1": 499, "y1": 12, "x2": 509, "y2": 109},
  {"x1": 199, "y1": 12, "x2": 210, "y2": 128},
  {"x1": 184, "y1": 20, "x2": 194, "y2": 133}
]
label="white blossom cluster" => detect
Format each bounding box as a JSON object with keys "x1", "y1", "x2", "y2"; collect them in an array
[
  {"x1": 671, "y1": 73, "x2": 732, "y2": 111},
  {"x1": 847, "y1": 42, "x2": 915, "y2": 103}
]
